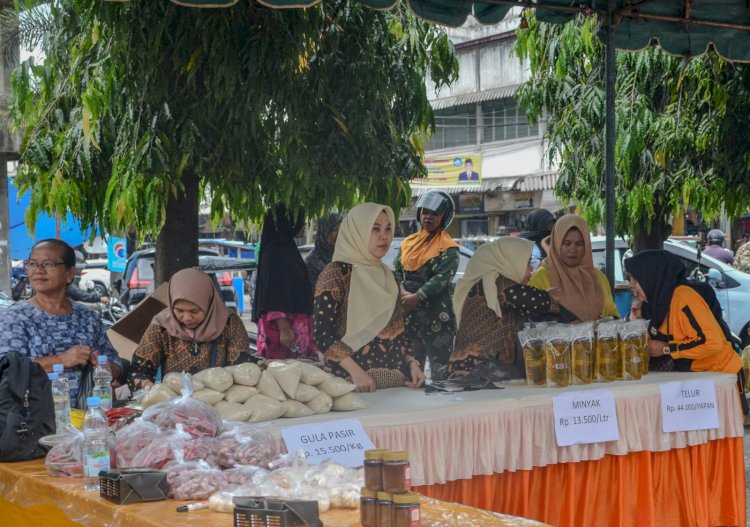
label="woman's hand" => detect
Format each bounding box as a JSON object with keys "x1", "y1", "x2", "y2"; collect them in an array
[
  {"x1": 351, "y1": 369, "x2": 376, "y2": 393},
  {"x1": 405, "y1": 360, "x2": 425, "y2": 388},
  {"x1": 59, "y1": 345, "x2": 93, "y2": 368},
  {"x1": 400, "y1": 293, "x2": 421, "y2": 312},
  {"x1": 648, "y1": 339, "x2": 669, "y2": 357},
  {"x1": 630, "y1": 300, "x2": 642, "y2": 320}
]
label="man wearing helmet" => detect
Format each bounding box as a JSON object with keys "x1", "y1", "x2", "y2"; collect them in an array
[
  {"x1": 703, "y1": 229, "x2": 734, "y2": 265},
  {"x1": 394, "y1": 191, "x2": 459, "y2": 379}
]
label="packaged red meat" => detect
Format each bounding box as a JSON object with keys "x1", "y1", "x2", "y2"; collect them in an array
[
  {"x1": 165, "y1": 459, "x2": 228, "y2": 501},
  {"x1": 114, "y1": 419, "x2": 162, "y2": 468},
  {"x1": 45, "y1": 429, "x2": 84, "y2": 477},
  {"x1": 142, "y1": 375, "x2": 223, "y2": 438},
  {"x1": 215, "y1": 423, "x2": 277, "y2": 469}
]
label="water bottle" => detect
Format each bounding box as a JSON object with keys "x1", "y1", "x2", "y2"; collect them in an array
[
  {"x1": 92, "y1": 355, "x2": 113, "y2": 411},
  {"x1": 82, "y1": 396, "x2": 110, "y2": 492},
  {"x1": 52, "y1": 365, "x2": 71, "y2": 427},
  {"x1": 47, "y1": 372, "x2": 70, "y2": 434}
]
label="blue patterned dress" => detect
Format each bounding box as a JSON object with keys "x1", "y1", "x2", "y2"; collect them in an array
[{"x1": 0, "y1": 302, "x2": 121, "y2": 402}]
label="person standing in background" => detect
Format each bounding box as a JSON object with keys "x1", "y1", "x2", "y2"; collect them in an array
[
  {"x1": 703, "y1": 229, "x2": 735, "y2": 265},
  {"x1": 253, "y1": 203, "x2": 318, "y2": 360},
  {"x1": 305, "y1": 212, "x2": 344, "y2": 291},
  {"x1": 518, "y1": 209, "x2": 556, "y2": 270},
  {"x1": 394, "y1": 191, "x2": 459, "y2": 378}
]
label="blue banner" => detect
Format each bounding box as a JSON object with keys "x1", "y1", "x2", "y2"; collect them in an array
[{"x1": 107, "y1": 237, "x2": 127, "y2": 272}]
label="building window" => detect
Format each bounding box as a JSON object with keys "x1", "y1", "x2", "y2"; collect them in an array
[
  {"x1": 427, "y1": 104, "x2": 477, "y2": 150},
  {"x1": 481, "y1": 99, "x2": 538, "y2": 143}
]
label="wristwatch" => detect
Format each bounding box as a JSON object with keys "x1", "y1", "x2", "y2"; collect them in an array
[{"x1": 662, "y1": 346, "x2": 671, "y2": 355}]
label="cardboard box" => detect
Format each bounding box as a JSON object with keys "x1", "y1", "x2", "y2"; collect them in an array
[
  {"x1": 99, "y1": 469, "x2": 168, "y2": 505},
  {"x1": 107, "y1": 283, "x2": 169, "y2": 361}
]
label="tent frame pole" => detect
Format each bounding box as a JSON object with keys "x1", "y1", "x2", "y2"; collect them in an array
[{"x1": 605, "y1": 0, "x2": 616, "y2": 293}]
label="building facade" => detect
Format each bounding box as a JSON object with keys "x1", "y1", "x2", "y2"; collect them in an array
[{"x1": 406, "y1": 11, "x2": 567, "y2": 238}]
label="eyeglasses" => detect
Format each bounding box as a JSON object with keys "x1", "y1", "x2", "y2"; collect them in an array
[{"x1": 24, "y1": 261, "x2": 67, "y2": 271}]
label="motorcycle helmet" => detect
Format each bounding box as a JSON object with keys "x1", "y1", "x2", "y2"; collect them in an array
[
  {"x1": 416, "y1": 190, "x2": 455, "y2": 229},
  {"x1": 706, "y1": 229, "x2": 725, "y2": 246}
]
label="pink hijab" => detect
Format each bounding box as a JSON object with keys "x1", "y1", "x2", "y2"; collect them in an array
[{"x1": 152, "y1": 268, "x2": 230, "y2": 342}]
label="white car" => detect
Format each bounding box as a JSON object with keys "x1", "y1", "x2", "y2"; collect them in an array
[
  {"x1": 78, "y1": 259, "x2": 111, "y2": 297},
  {"x1": 591, "y1": 236, "x2": 750, "y2": 336}
]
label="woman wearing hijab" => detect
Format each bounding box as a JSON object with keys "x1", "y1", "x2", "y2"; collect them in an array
[
  {"x1": 129, "y1": 268, "x2": 250, "y2": 389},
  {"x1": 314, "y1": 203, "x2": 425, "y2": 392},
  {"x1": 252, "y1": 203, "x2": 317, "y2": 360},
  {"x1": 624, "y1": 250, "x2": 741, "y2": 374},
  {"x1": 519, "y1": 209, "x2": 556, "y2": 270},
  {"x1": 528, "y1": 214, "x2": 619, "y2": 322},
  {"x1": 305, "y1": 212, "x2": 344, "y2": 290},
  {"x1": 448, "y1": 237, "x2": 560, "y2": 377},
  {"x1": 394, "y1": 191, "x2": 458, "y2": 377}
]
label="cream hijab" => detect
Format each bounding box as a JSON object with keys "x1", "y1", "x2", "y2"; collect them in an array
[
  {"x1": 152, "y1": 268, "x2": 230, "y2": 343},
  {"x1": 332, "y1": 203, "x2": 400, "y2": 351},
  {"x1": 453, "y1": 237, "x2": 534, "y2": 325}
]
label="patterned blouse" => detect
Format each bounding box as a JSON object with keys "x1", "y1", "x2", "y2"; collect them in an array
[
  {"x1": 129, "y1": 312, "x2": 251, "y2": 390},
  {"x1": 394, "y1": 248, "x2": 458, "y2": 376},
  {"x1": 448, "y1": 275, "x2": 554, "y2": 377},
  {"x1": 0, "y1": 301, "x2": 121, "y2": 402},
  {"x1": 314, "y1": 262, "x2": 416, "y2": 389}
]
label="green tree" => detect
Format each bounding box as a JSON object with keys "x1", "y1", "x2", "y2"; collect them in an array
[
  {"x1": 10, "y1": 0, "x2": 457, "y2": 282},
  {"x1": 515, "y1": 14, "x2": 750, "y2": 252}
]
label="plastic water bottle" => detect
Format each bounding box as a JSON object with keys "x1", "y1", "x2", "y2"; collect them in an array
[
  {"x1": 52, "y1": 364, "x2": 71, "y2": 428},
  {"x1": 82, "y1": 396, "x2": 110, "y2": 492},
  {"x1": 92, "y1": 355, "x2": 113, "y2": 411},
  {"x1": 48, "y1": 372, "x2": 70, "y2": 434}
]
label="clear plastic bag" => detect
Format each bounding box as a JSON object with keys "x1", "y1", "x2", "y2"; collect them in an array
[
  {"x1": 518, "y1": 325, "x2": 546, "y2": 387},
  {"x1": 222, "y1": 465, "x2": 270, "y2": 487},
  {"x1": 571, "y1": 322, "x2": 595, "y2": 385},
  {"x1": 44, "y1": 426, "x2": 84, "y2": 477},
  {"x1": 114, "y1": 418, "x2": 163, "y2": 468},
  {"x1": 214, "y1": 422, "x2": 277, "y2": 469},
  {"x1": 166, "y1": 459, "x2": 228, "y2": 501},
  {"x1": 545, "y1": 325, "x2": 571, "y2": 388},
  {"x1": 596, "y1": 320, "x2": 622, "y2": 382},
  {"x1": 141, "y1": 374, "x2": 223, "y2": 438},
  {"x1": 618, "y1": 319, "x2": 649, "y2": 380}
]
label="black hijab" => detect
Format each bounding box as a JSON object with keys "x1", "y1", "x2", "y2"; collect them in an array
[
  {"x1": 519, "y1": 209, "x2": 555, "y2": 254},
  {"x1": 305, "y1": 212, "x2": 344, "y2": 290},
  {"x1": 624, "y1": 250, "x2": 731, "y2": 341},
  {"x1": 251, "y1": 203, "x2": 313, "y2": 322}
]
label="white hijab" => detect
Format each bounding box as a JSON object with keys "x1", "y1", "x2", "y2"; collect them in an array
[
  {"x1": 332, "y1": 203, "x2": 400, "y2": 351},
  {"x1": 453, "y1": 237, "x2": 534, "y2": 324}
]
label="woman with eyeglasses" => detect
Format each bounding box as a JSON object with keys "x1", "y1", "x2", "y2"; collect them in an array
[{"x1": 0, "y1": 239, "x2": 122, "y2": 405}]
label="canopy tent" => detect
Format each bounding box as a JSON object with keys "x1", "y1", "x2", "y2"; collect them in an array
[{"x1": 104, "y1": 0, "x2": 750, "y2": 287}]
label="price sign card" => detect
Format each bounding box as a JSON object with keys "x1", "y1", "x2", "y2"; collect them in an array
[
  {"x1": 660, "y1": 380, "x2": 719, "y2": 433},
  {"x1": 552, "y1": 390, "x2": 619, "y2": 447},
  {"x1": 281, "y1": 418, "x2": 375, "y2": 467}
]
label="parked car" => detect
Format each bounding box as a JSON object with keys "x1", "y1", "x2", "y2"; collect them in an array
[
  {"x1": 78, "y1": 258, "x2": 111, "y2": 297},
  {"x1": 117, "y1": 248, "x2": 256, "y2": 310},
  {"x1": 591, "y1": 236, "x2": 750, "y2": 336},
  {"x1": 299, "y1": 238, "x2": 473, "y2": 286}
]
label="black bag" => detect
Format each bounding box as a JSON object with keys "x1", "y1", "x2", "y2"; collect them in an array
[
  {"x1": 0, "y1": 352, "x2": 55, "y2": 461},
  {"x1": 73, "y1": 362, "x2": 93, "y2": 410}
]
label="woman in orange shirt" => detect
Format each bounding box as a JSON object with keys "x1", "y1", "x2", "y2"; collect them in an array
[{"x1": 624, "y1": 250, "x2": 741, "y2": 374}]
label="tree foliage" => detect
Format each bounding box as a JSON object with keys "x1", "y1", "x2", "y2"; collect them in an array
[
  {"x1": 515, "y1": 13, "x2": 750, "y2": 250},
  {"x1": 10, "y1": 0, "x2": 457, "y2": 239}
]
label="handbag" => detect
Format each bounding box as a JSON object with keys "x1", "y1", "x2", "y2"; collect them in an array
[{"x1": 0, "y1": 352, "x2": 55, "y2": 461}]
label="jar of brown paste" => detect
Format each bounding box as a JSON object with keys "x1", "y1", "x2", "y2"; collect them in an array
[
  {"x1": 392, "y1": 492, "x2": 421, "y2": 527},
  {"x1": 360, "y1": 487, "x2": 378, "y2": 527},
  {"x1": 376, "y1": 491, "x2": 393, "y2": 527},
  {"x1": 364, "y1": 448, "x2": 387, "y2": 490},
  {"x1": 382, "y1": 451, "x2": 411, "y2": 493}
]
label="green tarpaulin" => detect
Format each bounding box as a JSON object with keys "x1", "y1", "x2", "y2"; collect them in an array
[{"x1": 152, "y1": 0, "x2": 750, "y2": 61}]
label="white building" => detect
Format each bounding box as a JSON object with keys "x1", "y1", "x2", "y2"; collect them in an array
[{"x1": 406, "y1": 11, "x2": 565, "y2": 238}]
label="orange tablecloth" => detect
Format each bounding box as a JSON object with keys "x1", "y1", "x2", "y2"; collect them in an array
[{"x1": 0, "y1": 459, "x2": 548, "y2": 527}]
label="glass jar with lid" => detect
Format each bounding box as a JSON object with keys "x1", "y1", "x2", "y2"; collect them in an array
[{"x1": 382, "y1": 450, "x2": 411, "y2": 493}]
